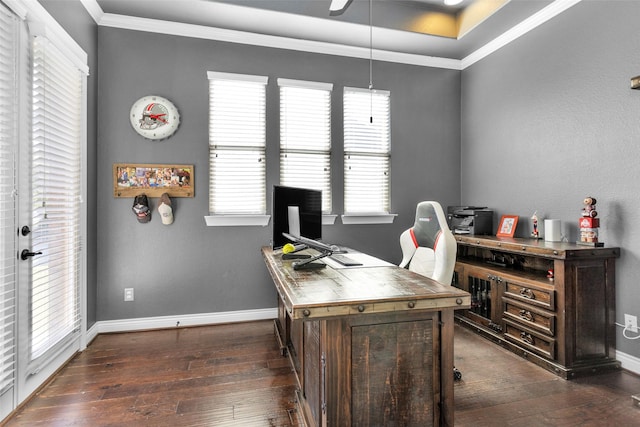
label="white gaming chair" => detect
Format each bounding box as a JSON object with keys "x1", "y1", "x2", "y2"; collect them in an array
[
  {"x1": 400, "y1": 201, "x2": 461, "y2": 380},
  {"x1": 399, "y1": 201, "x2": 457, "y2": 286}
]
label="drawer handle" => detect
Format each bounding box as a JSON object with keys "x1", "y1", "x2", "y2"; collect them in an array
[
  {"x1": 520, "y1": 332, "x2": 534, "y2": 345},
  {"x1": 519, "y1": 309, "x2": 533, "y2": 322},
  {"x1": 519, "y1": 288, "x2": 535, "y2": 299}
]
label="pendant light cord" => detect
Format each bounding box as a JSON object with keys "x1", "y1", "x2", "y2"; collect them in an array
[{"x1": 369, "y1": 0, "x2": 373, "y2": 123}]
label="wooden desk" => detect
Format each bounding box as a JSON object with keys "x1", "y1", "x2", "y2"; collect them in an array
[{"x1": 261, "y1": 247, "x2": 471, "y2": 427}]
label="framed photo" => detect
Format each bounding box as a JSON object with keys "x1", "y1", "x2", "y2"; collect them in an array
[
  {"x1": 113, "y1": 163, "x2": 194, "y2": 198},
  {"x1": 497, "y1": 215, "x2": 518, "y2": 237}
]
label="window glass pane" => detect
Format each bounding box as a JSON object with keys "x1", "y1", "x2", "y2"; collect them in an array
[
  {"x1": 280, "y1": 152, "x2": 331, "y2": 213},
  {"x1": 31, "y1": 35, "x2": 82, "y2": 361},
  {"x1": 344, "y1": 154, "x2": 390, "y2": 213},
  {"x1": 343, "y1": 88, "x2": 391, "y2": 214},
  {"x1": 279, "y1": 80, "x2": 332, "y2": 213},
  {"x1": 208, "y1": 73, "x2": 267, "y2": 214},
  {"x1": 0, "y1": 2, "x2": 17, "y2": 393},
  {"x1": 209, "y1": 148, "x2": 265, "y2": 214}
]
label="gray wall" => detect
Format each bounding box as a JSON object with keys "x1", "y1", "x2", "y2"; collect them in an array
[
  {"x1": 39, "y1": 0, "x2": 99, "y2": 327},
  {"x1": 96, "y1": 28, "x2": 461, "y2": 320},
  {"x1": 461, "y1": 1, "x2": 640, "y2": 357}
]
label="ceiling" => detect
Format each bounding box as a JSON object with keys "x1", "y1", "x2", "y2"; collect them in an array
[{"x1": 90, "y1": 0, "x2": 575, "y2": 68}]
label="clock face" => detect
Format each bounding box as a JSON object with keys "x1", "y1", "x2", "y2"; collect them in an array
[{"x1": 130, "y1": 95, "x2": 180, "y2": 140}]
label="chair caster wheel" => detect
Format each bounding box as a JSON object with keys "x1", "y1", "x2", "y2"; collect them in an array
[{"x1": 453, "y1": 367, "x2": 462, "y2": 381}]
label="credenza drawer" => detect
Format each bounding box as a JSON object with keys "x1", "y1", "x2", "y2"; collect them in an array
[
  {"x1": 504, "y1": 319, "x2": 555, "y2": 359},
  {"x1": 503, "y1": 298, "x2": 555, "y2": 337},
  {"x1": 503, "y1": 279, "x2": 554, "y2": 311}
]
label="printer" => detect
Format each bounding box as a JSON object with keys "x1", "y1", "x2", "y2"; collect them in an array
[{"x1": 447, "y1": 206, "x2": 493, "y2": 235}]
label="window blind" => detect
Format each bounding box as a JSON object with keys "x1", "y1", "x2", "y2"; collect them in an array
[
  {"x1": 208, "y1": 72, "x2": 268, "y2": 214},
  {"x1": 0, "y1": 3, "x2": 18, "y2": 394},
  {"x1": 343, "y1": 87, "x2": 391, "y2": 214},
  {"x1": 278, "y1": 79, "x2": 332, "y2": 213},
  {"x1": 30, "y1": 35, "x2": 82, "y2": 361}
]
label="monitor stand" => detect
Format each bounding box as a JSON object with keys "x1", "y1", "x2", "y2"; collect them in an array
[{"x1": 293, "y1": 261, "x2": 326, "y2": 270}]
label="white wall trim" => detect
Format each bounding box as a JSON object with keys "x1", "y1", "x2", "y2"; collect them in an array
[
  {"x1": 461, "y1": 0, "x2": 582, "y2": 69},
  {"x1": 86, "y1": 308, "x2": 277, "y2": 344},
  {"x1": 616, "y1": 350, "x2": 640, "y2": 376},
  {"x1": 81, "y1": 0, "x2": 582, "y2": 71},
  {"x1": 97, "y1": 13, "x2": 462, "y2": 70},
  {"x1": 85, "y1": 311, "x2": 640, "y2": 378},
  {"x1": 13, "y1": 0, "x2": 89, "y2": 74},
  {"x1": 78, "y1": 0, "x2": 104, "y2": 24}
]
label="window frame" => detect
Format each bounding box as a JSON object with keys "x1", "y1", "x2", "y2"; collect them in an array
[
  {"x1": 342, "y1": 87, "x2": 396, "y2": 224},
  {"x1": 278, "y1": 78, "x2": 333, "y2": 215},
  {"x1": 205, "y1": 71, "x2": 270, "y2": 227}
]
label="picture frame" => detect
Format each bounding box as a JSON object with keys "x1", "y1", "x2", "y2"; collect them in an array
[
  {"x1": 113, "y1": 163, "x2": 194, "y2": 198},
  {"x1": 496, "y1": 215, "x2": 519, "y2": 237}
]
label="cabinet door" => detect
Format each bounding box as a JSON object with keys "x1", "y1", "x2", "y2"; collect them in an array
[
  {"x1": 351, "y1": 317, "x2": 437, "y2": 427},
  {"x1": 456, "y1": 263, "x2": 503, "y2": 329}
]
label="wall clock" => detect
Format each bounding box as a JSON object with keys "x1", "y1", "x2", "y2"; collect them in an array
[{"x1": 130, "y1": 95, "x2": 180, "y2": 140}]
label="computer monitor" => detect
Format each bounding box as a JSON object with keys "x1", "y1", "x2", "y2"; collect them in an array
[{"x1": 272, "y1": 185, "x2": 322, "y2": 249}]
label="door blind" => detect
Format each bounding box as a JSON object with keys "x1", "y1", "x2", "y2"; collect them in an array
[
  {"x1": 30, "y1": 35, "x2": 82, "y2": 361},
  {"x1": 278, "y1": 79, "x2": 332, "y2": 214},
  {"x1": 208, "y1": 72, "x2": 267, "y2": 214},
  {"x1": 0, "y1": 2, "x2": 18, "y2": 395},
  {"x1": 343, "y1": 87, "x2": 391, "y2": 214}
]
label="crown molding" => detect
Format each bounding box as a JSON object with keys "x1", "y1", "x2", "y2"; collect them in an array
[
  {"x1": 78, "y1": 0, "x2": 104, "y2": 24},
  {"x1": 461, "y1": 0, "x2": 582, "y2": 69},
  {"x1": 98, "y1": 13, "x2": 462, "y2": 70},
  {"x1": 83, "y1": 0, "x2": 579, "y2": 71}
]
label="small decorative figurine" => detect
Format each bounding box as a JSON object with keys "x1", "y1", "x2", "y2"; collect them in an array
[
  {"x1": 531, "y1": 211, "x2": 540, "y2": 239},
  {"x1": 578, "y1": 196, "x2": 603, "y2": 246},
  {"x1": 547, "y1": 269, "x2": 554, "y2": 279}
]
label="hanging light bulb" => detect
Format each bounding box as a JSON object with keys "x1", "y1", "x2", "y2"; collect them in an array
[{"x1": 444, "y1": 0, "x2": 464, "y2": 6}]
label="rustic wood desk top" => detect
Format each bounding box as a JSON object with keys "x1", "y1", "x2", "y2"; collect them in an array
[{"x1": 262, "y1": 246, "x2": 471, "y2": 320}]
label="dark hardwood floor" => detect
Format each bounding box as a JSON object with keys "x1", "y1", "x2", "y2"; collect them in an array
[{"x1": 3, "y1": 320, "x2": 640, "y2": 426}]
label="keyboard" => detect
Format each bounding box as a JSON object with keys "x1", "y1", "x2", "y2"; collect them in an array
[{"x1": 329, "y1": 254, "x2": 362, "y2": 266}]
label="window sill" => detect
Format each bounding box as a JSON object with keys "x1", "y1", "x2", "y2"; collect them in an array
[
  {"x1": 204, "y1": 215, "x2": 270, "y2": 227},
  {"x1": 323, "y1": 214, "x2": 338, "y2": 225},
  {"x1": 341, "y1": 213, "x2": 397, "y2": 225}
]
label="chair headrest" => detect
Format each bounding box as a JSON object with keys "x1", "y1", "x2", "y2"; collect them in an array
[{"x1": 411, "y1": 202, "x2": 447, "y2": 249}]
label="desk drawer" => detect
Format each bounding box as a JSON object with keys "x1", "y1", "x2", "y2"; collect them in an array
[
  {"x1": 503, "y1": 299, "x2": 555, "y2": 337},
  {"x1": 504, "y1": 319, "x2": 555, "y2": 360}
]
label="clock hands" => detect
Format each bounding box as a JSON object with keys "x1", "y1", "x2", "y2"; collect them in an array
[{"x1": 148, "y1": 113, "x2": 168, "y2": 124}]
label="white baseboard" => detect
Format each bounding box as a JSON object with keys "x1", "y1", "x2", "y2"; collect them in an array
[
  {"x1": 616, "y1": 350, "x2": 640, "y2": 376},
  {"x1": 85, "y1": 310, "x2": 640, "y2": 377},
  {"x1": 86, "y1": 307, "x2": 277, "y2": 344}
]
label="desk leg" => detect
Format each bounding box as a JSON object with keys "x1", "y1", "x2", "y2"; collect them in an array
[{"x1": 440, "y1": 309, "x2": 455, "y2": 427}]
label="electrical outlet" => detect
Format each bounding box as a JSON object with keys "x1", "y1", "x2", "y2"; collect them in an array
[
  {"x1": 624, "y1": 314, "x2": 638, "y2": 333},
  {"x1": 124, "y1": 288, "x2": 134, "y2": 302}
]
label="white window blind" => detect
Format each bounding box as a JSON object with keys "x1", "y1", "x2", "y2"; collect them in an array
[
  {"x1": 208, "y1": 72, "x2": 268, "y2": 214},
  {"x1": 343, "y1": 87, "x2": 391, "y2": 214},
  {"x1": 0, "y1": 3, "x2": 18, "y2": 394},
  {"x1": 278, "y1": 79, "x2": 332, "y2": 213},
  {"x1": 30, "y1": 35, "x2": 82, "y2": 361}
]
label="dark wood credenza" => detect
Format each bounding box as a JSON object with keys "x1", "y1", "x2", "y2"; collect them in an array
[
  {"x1": 452, "y1": 235, "x2": 620, "y2": 379},
  {"x1": 261, "y1": 247, "x2": 470, "y2": 427}
]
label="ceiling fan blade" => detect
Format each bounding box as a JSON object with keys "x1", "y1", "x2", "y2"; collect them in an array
[{"x1": 329, "y1": 0, "x2": 353, "y2": 16}]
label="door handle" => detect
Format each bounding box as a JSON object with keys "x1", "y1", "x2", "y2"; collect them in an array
[{"x1": 20, "y1": 249, "x2": 43, "y2": 260}]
